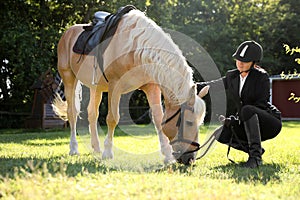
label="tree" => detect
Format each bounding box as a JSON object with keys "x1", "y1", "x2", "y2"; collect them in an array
[
  {"x1": 0, "y1": 0, "x2": 154, "y2": 127},
  {"x1": 0, "y1": 0, "x2": 298, "y2": 127}
]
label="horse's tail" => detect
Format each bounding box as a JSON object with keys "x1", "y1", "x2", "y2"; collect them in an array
[
  {"x1": 74, "y1": 81, "x2": 82, "y2": 118},
  {"x1": 52, "y1": 93, "x2": 68, "y2": 121},
  {"x1": 52, "y1": 81, "x2": 82, "y2": 122}
]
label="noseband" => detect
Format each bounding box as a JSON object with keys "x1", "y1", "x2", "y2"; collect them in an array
[
  {"x1": 161, "y1": 102, "x2": 219, "y2": 160},
  {"x1": 161, "y1": 102, "x2": 200, "y2": 156}
]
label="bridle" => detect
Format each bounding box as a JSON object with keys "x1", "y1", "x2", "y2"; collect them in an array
[
  {"x1": 161, "y1": 102, "x2": 200, "y2": 157},
  {"x1": 161, "y1": 102, "x2": 219, "y2": 160}
]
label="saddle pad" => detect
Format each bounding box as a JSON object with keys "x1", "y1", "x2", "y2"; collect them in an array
[{"x1": 72, "y1": 5, "x2": 136, "y2": 55}]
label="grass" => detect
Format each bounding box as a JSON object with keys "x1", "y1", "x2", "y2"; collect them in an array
[{"x1": 0, "y1": 121, "x2": 299, "y2": 199}]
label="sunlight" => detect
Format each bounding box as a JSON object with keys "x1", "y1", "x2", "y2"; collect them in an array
[
  {"x1": 1, "y1": 59, "x2": 11, "y2": 99},
  {"x1": 251, "y1": 0, "x2": 263, "y2": 7}
]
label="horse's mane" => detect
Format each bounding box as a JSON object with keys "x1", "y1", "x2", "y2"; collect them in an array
[{"x1": 118, "y1": 10, "x2": 194, "y2": 105}]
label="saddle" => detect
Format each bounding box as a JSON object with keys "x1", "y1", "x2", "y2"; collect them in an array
[{"x1": 73, "y1": 5, "x2": 136, "y2": 55}]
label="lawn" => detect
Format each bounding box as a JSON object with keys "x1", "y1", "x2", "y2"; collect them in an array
[{"x1": 0, "y1": 121, "x2": 299, "y2": 199}]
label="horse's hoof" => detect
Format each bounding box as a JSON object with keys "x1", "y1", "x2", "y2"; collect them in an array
[
  {"x1": 69, "y1": 151, "x2": 80, "y2": 156},
  {"x1": 93, "y1": 150, "x2": 102, "y2": 154},
  {"x1": 92, "y1": 151, "x2": 102, "y2": 161},
  {"x1": 164, "y1": 156, "x2": 176, "y2": 165},
  {"x1": 93, "y1": 147, "x2": 102, "y2": 154},
  {"x1": 102, "y1": 150, "x2": 113, "y2": 160}
]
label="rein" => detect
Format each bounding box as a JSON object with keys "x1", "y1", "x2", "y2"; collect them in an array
[
  {"x1": 161, "y1": 108, "x2": 181, "y2": 126},
  {"x1": 161, "y1": 102, "x2": 218, "y2": 160}
]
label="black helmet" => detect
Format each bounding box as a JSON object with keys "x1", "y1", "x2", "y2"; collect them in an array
[{"x1": 232, "y1": 40, "x2": 263, "y2": 63}]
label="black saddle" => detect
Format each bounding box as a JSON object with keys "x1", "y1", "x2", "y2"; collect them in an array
[{"x1": 73, "y1": 5, "x2": 136, "y2": 55}]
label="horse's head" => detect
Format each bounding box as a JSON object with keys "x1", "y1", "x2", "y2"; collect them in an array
[{"x1": 162, "y1": 85, "x2": 209, "y2": 165}]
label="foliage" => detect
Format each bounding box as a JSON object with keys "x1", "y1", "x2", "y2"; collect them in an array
[
  {"x1": 0, "y1": 0, "x2": 299, "y2": 127},
  {"x1": 167, "y1": 0, "x2": 300, "y2": 74},
  {"x1": 0, "y1": 122, "x2": 299, "y2": 199}
]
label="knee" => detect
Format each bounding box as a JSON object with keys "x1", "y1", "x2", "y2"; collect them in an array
[
  {"x1": 240, "y1": 105, "x2": 257, "y2": 122},
  {"x1": 88, "y1": 113, "x2": 98, "y2": 124},
  {"x1": 106, "y1": 112, "x2": 119, "y2": 126},
  {"x1": 87, "y1": 107, "x2": 98, "y2": 124}
]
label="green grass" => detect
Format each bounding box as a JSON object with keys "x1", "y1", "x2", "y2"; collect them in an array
[{"x1": 0, "y1": 121, "x2": 299, "y2": 199}]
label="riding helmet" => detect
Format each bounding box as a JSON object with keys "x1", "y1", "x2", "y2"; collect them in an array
[{"x1": 232, "y1": 40, "x2": 263, "y2": 63}]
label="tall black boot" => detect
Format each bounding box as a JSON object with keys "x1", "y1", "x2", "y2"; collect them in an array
[
  {"x1": 241, "y1": 114, "x2": 263, "y2": 168},
  {"x1": 230, "y1": 140, "x2": 265, "y2": 155}
]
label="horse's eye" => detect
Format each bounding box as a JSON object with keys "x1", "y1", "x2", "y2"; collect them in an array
[{"x1": 186, "y1": 121, "x2": 193, "y2": 126}]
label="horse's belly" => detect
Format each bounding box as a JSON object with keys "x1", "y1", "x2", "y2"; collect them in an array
[{"x1": 71, "y1": 54, "x2": 152, "y2": 93}]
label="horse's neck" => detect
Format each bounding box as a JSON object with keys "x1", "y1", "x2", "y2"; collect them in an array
[
  {"x1": 161, "y1": 84, "x2": 190, "y2": 106},
  {"x1": 164, "y1": 98, "x2": 180, "y2": 111},
  {"x1": 112, "y1": 10, "x2": 194, "y2": 105}
]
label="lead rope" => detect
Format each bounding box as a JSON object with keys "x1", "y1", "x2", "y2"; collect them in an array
[
  {"x1": 227, "y1": 122, "x2": 248, "y2": 164},
  {"x1": 195, "y1": 129, "x2": 219, "y2": 160},
  {"x1": 226, "y1": 126, "x2": 236, "y2": 163}
]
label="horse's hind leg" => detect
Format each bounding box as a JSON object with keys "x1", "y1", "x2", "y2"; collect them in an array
[
  {"x1": 87, "y1": 88, "x2": 102, "y2": 154},
  {"x1": 141, "y1": 84, "x2": 175, "y2": 164},
  {"x1": 59, "y1": 69, "x2": 80, "y2": 155}
]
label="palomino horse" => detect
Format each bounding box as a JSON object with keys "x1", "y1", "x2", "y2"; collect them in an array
[{"x1": 53, "y1": 9, "x2": 209, "y2": 165}]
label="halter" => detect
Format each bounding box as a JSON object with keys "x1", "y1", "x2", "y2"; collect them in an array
[
  {"x1": 161, "y1": 102, "x2": 219, "y2": 160},
  {"x1": 161, "y1": 102, "x2": 200, "y2": 156}
]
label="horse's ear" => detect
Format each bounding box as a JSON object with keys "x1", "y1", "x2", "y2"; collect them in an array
[
  {"x1": 187, "y1": 85, "x2": 196, "y2": 106},
  {"x1": 198, "y1": 85, "x2": 210, "y2": 98}
]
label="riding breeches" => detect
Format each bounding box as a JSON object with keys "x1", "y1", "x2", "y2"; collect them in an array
[{"x1": 217, "y1": 105, "x2": 282, "y2": 144}]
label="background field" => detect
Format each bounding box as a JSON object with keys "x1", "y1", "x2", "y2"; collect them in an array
[{"x1": 0, "y1": 121, "x2": 299, "y2": 199}]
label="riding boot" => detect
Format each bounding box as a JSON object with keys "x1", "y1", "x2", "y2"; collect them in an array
[
  {"x1": 241, "y1": 114, "x2": 263, "y2": 168},
  {"x1": 230, "y1": 140, "x2": 265, "y2": 155},
  {"x1": 214, "y1": 123, "x2": 264, "y2": 154}
]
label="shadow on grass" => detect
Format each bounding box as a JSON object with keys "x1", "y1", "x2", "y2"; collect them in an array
[
  {"x1": 0, "y1": 156, "x2": 119, "y2": 179},
  {"x1": 154, "y1": 162, "x2": 196, "y2": 174},
  {"x1": 0, "y1": 130, "x2": 70, "y2": 144},
  {"x1": 0, "y1": 154, "x2": 167, "y2": 179},
  {"x1": 212, "y1": 162, "x2": 283, "y2": 184},
  {"x1": 0, "y1": 128, "x2": 165, "y2": 178}
]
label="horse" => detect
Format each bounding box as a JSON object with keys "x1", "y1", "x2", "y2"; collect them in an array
[{"x1": 52, "y1": 8, "x2": 209, "y2": 165}]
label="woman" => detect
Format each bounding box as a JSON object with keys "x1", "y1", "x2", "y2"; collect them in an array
[{"x1": 197, "y1": 40, "x2": 282, "y2": 168}]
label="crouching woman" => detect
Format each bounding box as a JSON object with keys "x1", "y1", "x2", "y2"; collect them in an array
[{"x1": 197, "y1": 40, "x2": 282, "y2": 168}]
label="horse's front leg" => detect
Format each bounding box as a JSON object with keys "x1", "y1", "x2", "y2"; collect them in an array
[
  {"x1": 87, "y1": 87, "x2": 102, "y2": 154},
  {"x1": 141, "y1": 84, "x2": 175, "y2": 164},
  {"x1": 102, "y1": 84, "x2": 121, "y2": 159}
]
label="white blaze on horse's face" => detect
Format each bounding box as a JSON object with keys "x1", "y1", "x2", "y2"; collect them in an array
[{"x1": 162, "y1": 85, "x2": 209, "y2": 165}]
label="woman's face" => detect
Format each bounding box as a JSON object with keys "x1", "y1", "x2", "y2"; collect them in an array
[{"x1": 236, "y1": 59, "x2": 253, "y2": 73}]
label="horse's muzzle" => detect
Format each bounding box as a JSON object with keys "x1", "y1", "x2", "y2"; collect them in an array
[{"x1": 173, "y1": 151, "x2": 195, "y2": 165}]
